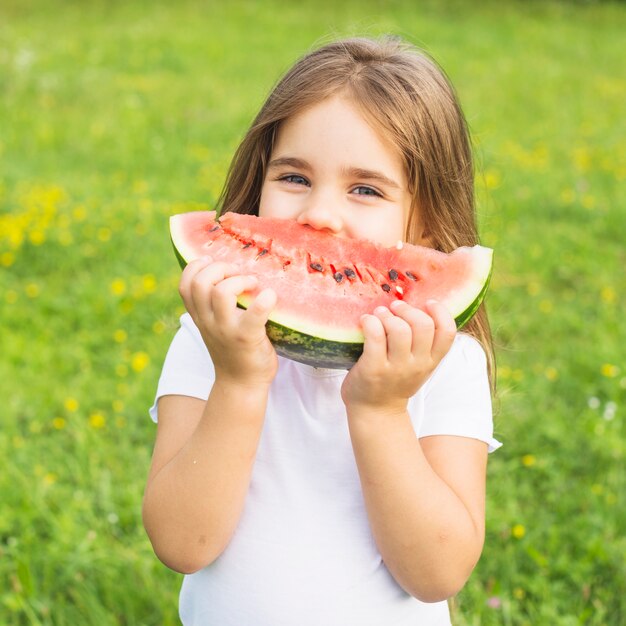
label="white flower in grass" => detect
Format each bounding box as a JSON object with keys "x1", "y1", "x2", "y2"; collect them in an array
[
  {"x1": 588, "y1": 397, "x2": 601, "y2": 410},
  {"x1": 603, "y1": 402, "x2": 617, "y2": 421}
]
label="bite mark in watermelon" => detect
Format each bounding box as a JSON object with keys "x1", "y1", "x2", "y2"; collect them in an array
[{"x1": 170, "y1": 211, "x2": 493, "y2": 369}]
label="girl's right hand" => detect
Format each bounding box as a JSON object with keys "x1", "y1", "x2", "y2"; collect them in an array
[{"x1": 179, "y1": 256, "x2": 279, "y2": 387}]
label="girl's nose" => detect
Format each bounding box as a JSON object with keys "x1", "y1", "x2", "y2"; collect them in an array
[{"x1": 296, "y1": 192, "x2": 343, "y2": 234}]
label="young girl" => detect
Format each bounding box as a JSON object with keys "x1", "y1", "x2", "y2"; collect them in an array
[{"x1": 143, "y1": 36, "x2": 500, "y2": 626}]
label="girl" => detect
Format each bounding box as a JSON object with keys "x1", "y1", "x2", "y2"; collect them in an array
[{"x1": 143, "y1": 36, "x2": 500, "y2": 626}]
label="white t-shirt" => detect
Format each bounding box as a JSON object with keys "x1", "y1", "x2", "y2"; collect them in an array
[{"x1": 149, "y1": 314, "x2": 500, "y2": 626}]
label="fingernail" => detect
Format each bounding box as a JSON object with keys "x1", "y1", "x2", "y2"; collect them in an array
[{"x1": 374, "y1": 306, "x2": 388, "y2": 315}]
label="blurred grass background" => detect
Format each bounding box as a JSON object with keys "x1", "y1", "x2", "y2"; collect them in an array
[{"x1": 1, "y1": 0, "x2": 624, "y2": 624}]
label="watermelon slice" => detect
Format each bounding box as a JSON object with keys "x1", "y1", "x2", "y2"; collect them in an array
[{"x1": 170, "y1": 211, "x2": 493, "y2": 369}]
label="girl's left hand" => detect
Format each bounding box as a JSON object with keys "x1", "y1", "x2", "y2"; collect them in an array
[{"x1": 341, "y1": 299, "x2": 456, "y2": 417}]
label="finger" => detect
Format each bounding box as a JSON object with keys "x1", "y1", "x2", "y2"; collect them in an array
[
  {"x1": 179, "y1": 256, "x2": 213, "y2": 316},
  {"x1": 187, "y1": 261, "x2": 241, "y2": 324},
  {"x1": 374, "y1": 306, "x2": 412, "y2": 361},
  {"x1": 425, "y1": 299, "x2": 456, "y2": 362},
  {"x1": 389, "y1": 299, "x2": 435, "y2": 355},
  {"x1": 359, "y1": 313, "x2": 387, "y2": 364},
  {"x1": 209, "y1": 275, "x2": 260, "y2": 324},
  {"x1": 239, "y1": 288, "x2": 277, "y2": 333}
]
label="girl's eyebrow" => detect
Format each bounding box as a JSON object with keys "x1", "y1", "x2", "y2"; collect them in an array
[
  {"x1": 344, "y1": 167, "x2": 401, "y2": 190},
  {"x1": 268, "y1": 157, "x2": 401, "y2": 189},
  {"x1": 268, "y1": 156, "x2": 311, "y2": 171}
]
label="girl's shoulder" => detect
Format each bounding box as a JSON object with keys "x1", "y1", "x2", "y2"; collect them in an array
[
  {"x1": 423, "y1": 332, "x2": 488, "y2": 394},
  {"x1": 178, "y1": 312, "x2": 204, "y2": 342},
  {"x1": 449, "y1": 332, "x2": 488, "y2": 363}
]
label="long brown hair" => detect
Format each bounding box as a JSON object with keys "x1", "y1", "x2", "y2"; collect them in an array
[{"x1": 217, "y1": 36, "x2": 495, "y2": 387}]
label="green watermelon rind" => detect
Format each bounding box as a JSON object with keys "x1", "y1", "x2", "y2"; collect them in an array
[
  {"x1": 170, "y1": 218, "x2": 493, "y2": 370},
  {"x1": 253, "y1": 261, "x2": 492, "y2": 370},
  {"x1": 454, "y1": 264, "x2": 492, "y2": 331},
  {"x1": 172, "y1": 236, "x2": 188, "y2": 271},
  {"x1": 242, "y1": 261, "x2": 492, "y2": 370}
]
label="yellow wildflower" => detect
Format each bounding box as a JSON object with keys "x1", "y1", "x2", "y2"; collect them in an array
[
  {"x1": 43, "y1": 473, "x2": 57, "y2": 486},
  {"x1": 25, "y1": 283, "x2": 40, "y2": 298},
  {"x1": 582, "y1": 195, "x2": 595, "y2": 210},
  {"x1": 601, "y1": 364, "x2": 619, "y2": 378},
  {"x1": 512, "y1": 524, "x2": 526, "y2": 539},
  {"x1": 152, "y1": 320, "x2": 166, "y2": 334},
  {"x1": 52, "y1": 417, "x2": 66, "y2": 429},
  {"x1": 545, "y1": 367, "x2": 558, "y2": 381},
  {"x1": 142, "y1": 274, "x2": 157, "y2": 293},
  {"x1": 29, "y1": 230, "x2": 45, "y2": 245},
  {"x1": 73, "y1": 205, "x2": 87, "y2": 222},
  {"x1": 89, "y1": 412, "x2": 106, "y2": 429},
  {"x1": 131, "y1": 352, "x2": 150, "y2": 373},
  {"x1": 539, "y1": 299, "x2": 553, "y2": 313},
  {"x1": 600, "y1": 287, "x2": 615, "y2": 304},
  {"x1": 572, "y1": 147, "x2": 591, "y2": 173},
  {"x1": 1, "y1": 251, "x2": 15, "y2": 267},
  {"x1": 64, "y1": 397, "x2": 79, "y2": 412},
  {"x1": 110, "y1": 278, "x2": 126, "y2": 296},
  {"x1": 521, "y1": 454, "x2": 536, "y2": 467},
  {"x1": 113, "y1": 329, "x2": 128, "y2": 343},
  {"x1": 484, "y1": 170, "x2": 501, "y2": 189}
]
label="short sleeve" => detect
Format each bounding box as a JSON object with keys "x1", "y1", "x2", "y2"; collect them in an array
[
  {"x1": 148, "y1": 313, "x2": 215, "y2": 422},
  {"x1": 417, "y1": 333, "x2": 501, "y2": 452}
]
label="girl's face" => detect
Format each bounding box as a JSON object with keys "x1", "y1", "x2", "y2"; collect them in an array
[{"x1": 259, "y1": 96, "x2": 429, "y2": 247}]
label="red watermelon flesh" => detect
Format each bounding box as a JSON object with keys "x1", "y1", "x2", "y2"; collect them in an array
[{"x1": 170, "y1": 210, "x2": 493, "y2": 369}]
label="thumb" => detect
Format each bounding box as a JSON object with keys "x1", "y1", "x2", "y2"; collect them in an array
[{"x1": 240, "y1": 288, "x2": 277, "y2": 331}]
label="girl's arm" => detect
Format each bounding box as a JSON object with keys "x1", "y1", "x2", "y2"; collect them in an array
[
  {"x1": 142, "y1": 257, "x2": 277, "y2": 574},
  {"x1": 142, "y1": 385, "x2": 270, "y2": 574},
  {"x1": 342, "y1": 300, "x2": 487, "y2": 602}
]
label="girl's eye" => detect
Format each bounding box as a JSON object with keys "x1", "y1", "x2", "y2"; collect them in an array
[
  {"x1": 352, "y1": 185, "x2": 382, "y2": 198},
  {"x1": 279, "y1": 174, "x2": 309, "y2": 186}
]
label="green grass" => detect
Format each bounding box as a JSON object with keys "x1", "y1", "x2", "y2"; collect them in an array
[{"x1": 1, "y1": 0, "x2": 625, "y2": 624}]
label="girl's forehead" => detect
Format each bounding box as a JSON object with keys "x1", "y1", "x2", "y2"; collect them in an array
[{"x1": 273, "y1": 96, "x2": 403, "y2": 168}]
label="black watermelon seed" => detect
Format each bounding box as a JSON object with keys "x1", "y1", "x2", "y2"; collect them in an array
[
  {"x1": 242, "y1": 243, "x2": 252, "y2": 249},
  {"x1": 388, "y1": 269, "x2": 399, "y2": 281},
  {"x1": 310, "y1": 262, "x2": 324, "y2": 272},
  {"x1": 209, "y1": 225, "x2": 220, "y2": 232},
  {"x1": 333, "y1": 272, "x2": 344, "y2": 283},
  {"x1": 381, "y1": 283, "x2": 391, "y2": 292},
  {"x1": 258, "y1": 248, "x2": 269, "y2": 257},
  {"x1": 344, "y1": 268, "x2": 356, "y2": 279},
  {"x1": 405, "y1": 271, "x2": 418, "y2": 281}
]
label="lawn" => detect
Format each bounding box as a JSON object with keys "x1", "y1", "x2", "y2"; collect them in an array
[{"x1": 1, "y1": 0, "x2": 624, "y2": 624}]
